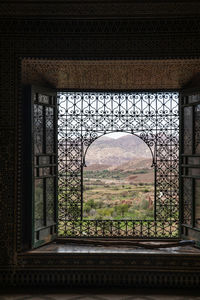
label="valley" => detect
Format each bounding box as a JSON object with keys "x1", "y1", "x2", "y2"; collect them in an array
[{"x1": 83, "y1": 134, "x2": 154, "y2": 220}]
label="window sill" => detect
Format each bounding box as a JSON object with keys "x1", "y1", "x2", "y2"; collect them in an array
[
  {"x1": 23, "y1": 240, "x2": 200, "y2": 255},
  {"x1": 16, "y1": 240, "x2": 200, "y2": 273}
]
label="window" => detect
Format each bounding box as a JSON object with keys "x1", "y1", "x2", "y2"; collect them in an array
[
  {"x1": 23, "y1": 86, "x2": 58, "y2": 248},
  {"x1": 181, "y1": 90, "x2": 200, "y2": 244},
  {"x1": 24, "y1": 87, "x2": 185, "y2": 248},
  {"x1": 57, "y1": 91, "x2": 179, "y2": 239}
]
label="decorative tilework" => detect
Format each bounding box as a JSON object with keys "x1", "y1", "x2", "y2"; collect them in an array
[{"x1": 1, "y1": 5, "x2": 200, "y2": 287}]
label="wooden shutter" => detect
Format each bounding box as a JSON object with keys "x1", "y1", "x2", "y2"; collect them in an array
[
  {"x1": 180, "y1": 84, "x2": 200, "y2": 247},
  {"x1": 23, "y1": 85, "x2": 58, "y2": 249}
]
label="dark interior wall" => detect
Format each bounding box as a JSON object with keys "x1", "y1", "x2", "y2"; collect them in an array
[
  {"x1": 1, "y1": 0, "x2": 200, "y2": 287},
  {"x1": 1, "y1": 0, "x2": 200, "y2": 18}
]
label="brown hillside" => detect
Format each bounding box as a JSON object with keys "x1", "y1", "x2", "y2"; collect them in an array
[
  {"x1": 110, "y1": 158, "x2": 153, "y2": 172},
  {"x1": 85, "y1": 134, "x2": 152, "y2": 167}
]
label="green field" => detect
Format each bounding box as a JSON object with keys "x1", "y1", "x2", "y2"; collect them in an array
[{"x1": 83, "y1": 169, "x2": 154, "y2": 220}]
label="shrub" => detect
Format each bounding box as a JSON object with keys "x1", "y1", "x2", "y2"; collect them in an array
[
  {"x1": 115, "y1": 204, "x2": 130, "y2": 217},
  {"x1": 140, "y1": 199, "x2": 149, "y2": 210}
]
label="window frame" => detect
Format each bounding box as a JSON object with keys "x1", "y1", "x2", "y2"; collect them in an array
[
  {"x1": 180, "y1": 87, "x2": 200, "y2": 246},
  {"x1": 22, "y1": 85, "x2": 58, "y2": 249},
  {"x1": 22, "y1": 85, "x2": 200, "y2": 249},
  {"x1": 23, "y1": 88, "x2": 181, "y2": 249}
]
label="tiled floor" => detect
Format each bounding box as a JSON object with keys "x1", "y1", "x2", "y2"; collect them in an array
[{"x1": 1, "y1": 290, "x2": 200, "y2": 300}]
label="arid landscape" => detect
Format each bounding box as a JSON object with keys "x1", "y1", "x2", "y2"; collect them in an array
[{"x1": 83, "y1": 133, "x2": 154, "y2": 220}]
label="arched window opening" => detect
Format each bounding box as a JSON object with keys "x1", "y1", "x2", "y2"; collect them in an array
[{"x1": 83, "y1": 132, "x2": 154, "y2": 220}]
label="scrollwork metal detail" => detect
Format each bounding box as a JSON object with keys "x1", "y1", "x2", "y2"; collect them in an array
[{"x1": 57, "y1": 91, "x2": 179, "y2": 238}]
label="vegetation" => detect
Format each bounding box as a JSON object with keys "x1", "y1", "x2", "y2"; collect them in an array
[
  {"x1": 83, "y1": 169, "x2": 154, "y2": 220},
  {"x1": 84, "y1": 169, "x2": 149, "y2": 180}
]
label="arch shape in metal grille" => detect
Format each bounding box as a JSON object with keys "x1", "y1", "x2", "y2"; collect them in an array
[{"x1": 58, "y1": 91, "x2": 179, "y2": 238}]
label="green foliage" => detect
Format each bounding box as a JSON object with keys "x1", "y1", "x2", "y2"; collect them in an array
[
  {"x1": 114, "y1": 204, "x2": 130, "y2": 217},
  {"x1": 84, "y1": 169, "x2": 150, "y2": 180},
  {"x1": 84, "y1": 169, "x2": 133, "y2": 180},
  {"x1": 82, "y1": 180, "x2": 155, "y2": 220},
  {"x1": 140, "y1": 199, "x2": 149, "y2": 210},
  {"x1": 132, "y1": 169, "x2": 148, "y2": 174},
  {"x1": 59, "y1": 168, "x2": 156, "y2": 221}
]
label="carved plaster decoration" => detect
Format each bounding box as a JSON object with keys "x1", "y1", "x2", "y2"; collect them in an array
[{"x1": 22, "y1": 59, "x2": 200, "y2": 90}]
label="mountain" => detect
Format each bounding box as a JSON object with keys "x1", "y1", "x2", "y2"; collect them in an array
[
  {"x1": 109, "y1": 158, "x2": 153, "y2": 172},
  {"x1": 85, "y1": 134, "x2": 152, "y2": 167}
]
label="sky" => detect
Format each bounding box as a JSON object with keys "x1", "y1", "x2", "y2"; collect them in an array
[{"x1": 104, "y1": 132, "x2": 130, "y2": 139}]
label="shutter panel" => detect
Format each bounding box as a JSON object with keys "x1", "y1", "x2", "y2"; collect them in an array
[
  {"x1": 180, "y1": 85, "x2": 200, "y2": 247},
  {"x1": 23, "y1": 85, "x2": 58, "y2": 249}
]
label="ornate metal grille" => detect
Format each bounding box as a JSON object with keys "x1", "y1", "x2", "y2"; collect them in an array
[{"x1": 58, "y1": 91, "x2": 179, "y2": 238}]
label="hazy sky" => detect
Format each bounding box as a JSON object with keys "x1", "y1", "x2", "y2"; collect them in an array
[{"x1": 105, "y1": 132, "x2": 130, "y2": 139}]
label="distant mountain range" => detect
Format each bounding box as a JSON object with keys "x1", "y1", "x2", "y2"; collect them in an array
[{"x1": 85, "y1": 134, "x2": 153, "y2": 171}]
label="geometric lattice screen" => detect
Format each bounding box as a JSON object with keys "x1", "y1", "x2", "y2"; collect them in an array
[{"x1": 57, "y1": 91, "x2": 179, "y2": 238}]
